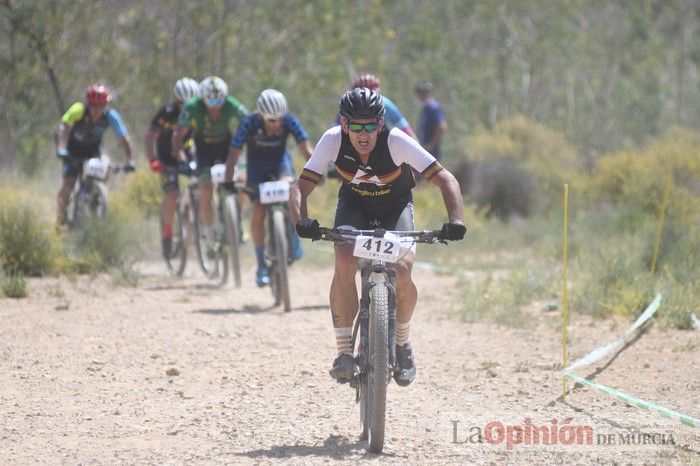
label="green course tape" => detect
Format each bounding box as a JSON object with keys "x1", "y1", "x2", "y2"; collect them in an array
[
  {"x1": 564, "y1": 372, "x2": 698, "y2": 428},
  {"x1": 565, "y1": 294, "x2": 662, "y2": 372}
]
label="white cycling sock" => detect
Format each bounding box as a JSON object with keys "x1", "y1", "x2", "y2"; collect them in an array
[
  {"x1": 334, "y1": 327, "x2": 353, "y2": 356},
  {"x1": 396, "y1": 321, "x2": 410, "y2": 346},
  {"x1": 203, "y1": 225, "x2": 215, "y2": 241}
]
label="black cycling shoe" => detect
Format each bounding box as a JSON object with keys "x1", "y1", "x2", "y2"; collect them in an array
[
  {"x1": 162, "y1": 237, "x2": 172, "y2": 258},
  {"x1": 329, "y1": 353, "x2": 357, "y2": 383},
  {"x1": 394, "y1": 343, "x2": 416, "y2": 387}
]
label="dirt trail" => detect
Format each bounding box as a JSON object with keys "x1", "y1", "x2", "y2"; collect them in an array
[{"x1": 1, "y1": 254, "x2": 698, "y2": 464}]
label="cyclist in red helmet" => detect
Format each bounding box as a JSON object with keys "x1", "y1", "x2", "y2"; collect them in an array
[{"x1": 55, "y1": 83, "x2": 135, "y2": 227}]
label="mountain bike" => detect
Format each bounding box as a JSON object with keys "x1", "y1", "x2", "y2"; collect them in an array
[
  {"x1": 317, "y1": 226, "x2": 449, "y2": 453},
  {"x1": 237, "y1": 178, "x2": 297, "y2": 312},
  {"x1": 187, "y1": 164, "x2": 230, "y2": 285},
  {"x1": 160, "y1": 161, "x2": 196, "y2": 278},
  {"x1": 65, "y1": 155, "x2": 132, "y2": 230}
]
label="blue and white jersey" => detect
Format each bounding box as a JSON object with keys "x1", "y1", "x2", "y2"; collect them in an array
[{"x1": 230, "y1": 112, "x2": 308, "y2": 185}]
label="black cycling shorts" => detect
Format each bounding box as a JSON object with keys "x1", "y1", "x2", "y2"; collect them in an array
[
  {"x1": 333, "y1": 195, "x2": 415, "y2": 231},
  {"x1": 194, "y1": 137, "x2": 230, "y2": 174}
]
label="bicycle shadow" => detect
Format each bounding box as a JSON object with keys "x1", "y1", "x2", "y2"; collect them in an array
[
  {"x1": 235, "y1": 434, "x2": 399, "y2": 460},
  {"x1": 192, "y1": 304, "x2": 277, "y2": 315},
  {"x1": 291, "y1": 304, "x2": 329, "y2": 312}
]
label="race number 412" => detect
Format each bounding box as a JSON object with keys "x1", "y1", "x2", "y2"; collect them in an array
[{"x1": 353, "y1": 235, "x2": 401, "y2": 262}]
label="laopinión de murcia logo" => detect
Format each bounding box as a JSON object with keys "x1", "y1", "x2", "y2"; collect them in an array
[{"x1": 449, "y1": 418, "x2": 676, "y2": 450}]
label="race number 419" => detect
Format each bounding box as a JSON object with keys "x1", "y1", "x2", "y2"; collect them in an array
[
  {"x1": 259, "y1": 180, "x2": 290, "y2": 204},
  {"x1": 353, "y1": 234, "x2": 401, "y2": 263}
]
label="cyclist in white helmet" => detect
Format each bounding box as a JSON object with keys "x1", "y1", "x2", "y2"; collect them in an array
[
  {"x1": 172, "y1": 76, "x2": 249, "y2": 254},
  {"x1": 225, "y1": 89, "x2": 313, "y2": 287},
  {"x1": 145, "y1": 77, "x2": 200, "y2": 258}
]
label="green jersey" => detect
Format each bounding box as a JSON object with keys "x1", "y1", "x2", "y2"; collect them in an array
[{"x1": 177, "y1": 96, "x2": 249, "y2": 144}]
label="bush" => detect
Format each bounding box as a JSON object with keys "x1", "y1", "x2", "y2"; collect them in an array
[
  {"x1": 67, "y1": 212, "x2": 142, "y2": 272},
  {"x1": 114, "y1": 168, "x2": 163, "y2": 219},
  {"x1": 1, "y1": 273, "x2": 27, "y2": 298},
  {"x1": 0, "y1": 188, "x2": 61, "y2": 275},
  {"x1": 591, "y1": 127, "x2": 700, "y2": 219},
  {"x1": 469, "y1": 159, "x2": 539, "y2": 221},
  {"x1": 463, "y1": 115, "x2": 580, "y2": 215}
]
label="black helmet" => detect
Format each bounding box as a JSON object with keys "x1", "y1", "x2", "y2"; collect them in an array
[{"x1": 338, "y1": 87, "x2": 385, "y2": 120}]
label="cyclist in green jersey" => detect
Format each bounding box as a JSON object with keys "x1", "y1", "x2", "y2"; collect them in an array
[{"x1": 171, "y1": 76, "x2": 249, "y2": 252}]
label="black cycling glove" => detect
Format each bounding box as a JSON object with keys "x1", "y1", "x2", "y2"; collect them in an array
[
  {"x1": 220, "y1": 181, "x2": 236, "y2": 193},
  {"x1": 123, "y1": 162, "x2": 136, "y2": 173},
  {"x1": 296, "y1": 218, "x2": 321, "y2": 240},
  {"x1": 441, "y1": 222, "x2": 466, "y2": 241}
]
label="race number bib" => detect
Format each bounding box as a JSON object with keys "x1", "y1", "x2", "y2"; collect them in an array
[
  {"x1": 84, "y1": 158, "x2": 110, "y2": 180},
  {"x1": 259, "y1": 180, "x2": 290, "y2": 204},
  {"x1": 353, "y1": 234, "x2": 401, "y2": 263},
  {"x1": 210, "y1": 164, "x2": 227, "y2": 184}
]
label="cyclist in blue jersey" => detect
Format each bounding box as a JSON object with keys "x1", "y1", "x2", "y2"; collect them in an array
[
  {"x1": 55, "y1": 83, "x2": 135, "y2": 227},
  {"x1": 225, "y1": 89, "x2": 313, "y2": 287}
]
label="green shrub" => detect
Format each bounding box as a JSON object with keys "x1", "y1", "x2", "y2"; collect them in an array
[
  {"x1": 591, "y1": 127, "x2": 700, "y2": 218},
  {"x1": 113, "y1": 168, "x2": 162, "y2": 219},
  {"x1": 0, "y1": 188, "x2": 61, "y2": 275},
  {"x1": 1, "y1": 273, "x2": 27, "y2": 298},
  {"x1": 469, "y1": 159, "x2": 539, "y2": 220},
  {"x1": 466, "y1": 115, "x2": 580, "y2": 209},
  {"x1": 67, "y1": 209, "x2": 143, "y2": 272}
]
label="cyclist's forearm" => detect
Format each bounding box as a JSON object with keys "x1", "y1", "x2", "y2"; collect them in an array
[
  {"x1": 55, "y1": 123, "x2": 70, "y2": 150},
  {"x1": 121, "y1": 136, "x2": 134, "y2": 163},
  {"x1": 171, "y1": 127, "x2": 187, "y2": 158},
  {"x1": 290, "y1": 178, "x2": 315, "y2": 224},
  {"x1": 432, "y1": 170, "x2": 464, "y2": 223},
  {"x1": 144, "y1": 130, "x2": 158, "y2": 161},
  {"x1": 298, "y1": 140, "x2": 314, "y2": 161},
  {"x1": 225, "y1": 147, "x2": 241, "y2": 181}
]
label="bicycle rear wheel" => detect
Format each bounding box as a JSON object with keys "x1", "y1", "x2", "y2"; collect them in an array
[
  {"x1": 163, "y1": 203, "x2": 187, "y2": 277},
  {"x1": 362, "y1": 283, "x2": 389, "y2": 453},
  {"x1": 224, "y1": 195, "x2": 242, "y2": 288},
  {"x1": 270, "y1": 209, "x2": 291, "y2": 312}
]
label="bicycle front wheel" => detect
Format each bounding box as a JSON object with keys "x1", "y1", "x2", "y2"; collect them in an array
[
  {"x1": 191, "y1": 188, "x2": 228, "y2": 284},
  {"x1": 270, "y1": 209, "x2": 291, "y2": 312},
  {"x1": 363, "y1": 283, "x2": 389, "y2": 453}
]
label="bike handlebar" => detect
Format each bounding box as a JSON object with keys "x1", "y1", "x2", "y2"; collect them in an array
[{"x1": 317, "y1": 227, "x2": 448, "y2": 244}]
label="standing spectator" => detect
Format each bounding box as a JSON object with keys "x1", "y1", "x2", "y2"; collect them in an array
[{"x1": 415, "y1": 81, "x2": 447, "y2": 161}]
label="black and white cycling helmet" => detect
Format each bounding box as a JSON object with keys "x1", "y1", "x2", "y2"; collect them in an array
[
  {"x1": 200, "y1": 76, "x2": 228, "y2": 107},
  {"x1": 338, "y1": 87, "x2": 385, "y2": 120},
  {"x1": 173, "y1": 77, "x2": 200, "y2": 102},
  {"x1": 256, "y1": 89, "x2": 288, "y2": 119}
]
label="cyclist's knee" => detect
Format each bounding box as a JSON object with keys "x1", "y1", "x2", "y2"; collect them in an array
[
  {"x1": 392, "y1": 257, "x2": 414, "y2": 280},
  {"x1": 334, "y1": 246, "x2": 357, "y2": 275}
]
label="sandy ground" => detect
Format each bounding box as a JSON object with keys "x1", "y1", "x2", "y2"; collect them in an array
[{"x1": 1, "y1": 250, "x2": 698, "y2": 465}]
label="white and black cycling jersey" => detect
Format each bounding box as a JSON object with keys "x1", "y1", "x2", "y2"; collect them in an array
[{"x1": 300, "y1": 126, "x2": 443, "y2": 204}]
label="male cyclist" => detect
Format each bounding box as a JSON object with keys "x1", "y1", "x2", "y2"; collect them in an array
[
  {"x1": 225, "y1": 89, "x2": 313, "y2": 287},
  {"x1": 171, "y1": 76, "x2": 249, "y2": 253},
  {"x1": 328, "y1": 74, "x2": 417, "y2": 180},
  {"x1": 145, "y1": 77, "x2": 200, "y2": 257},
  {"x1": 290, "y1": 88, "x2": 465, "y2": 386},
  {"x1": 348, "y1": 74, "x2": 417, "y2": 139},
  {"x1": 55, "y1": 83, "x2": 135, "y2": 227}
]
